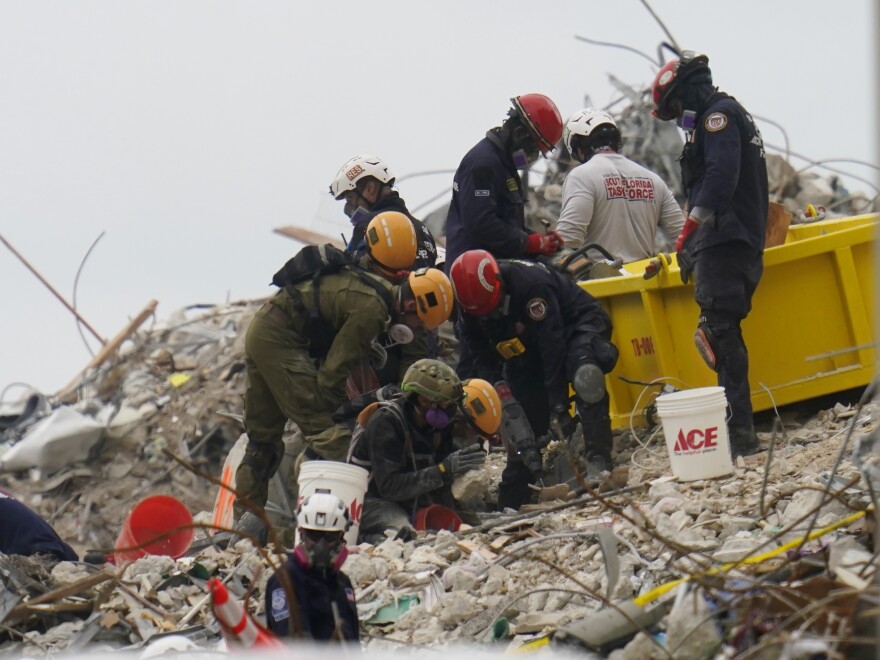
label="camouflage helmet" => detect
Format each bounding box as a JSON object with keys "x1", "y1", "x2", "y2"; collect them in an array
[{"x1": 401, "y1": 359, "x2": 463, "y2": 405}]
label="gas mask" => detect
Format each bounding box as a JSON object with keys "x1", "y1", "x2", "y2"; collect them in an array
[
  {"x1": 293, "y1": 530, "x2": 348, "y2": 572},
  {"x1": 425, "y1": 406, "x2": 451, "y2": 430},
  {"x1": 386, "y1": 323, "x2": 414, "y2": 346},
  {"x1": 344, "y1": 202, "x2": 371, "y2": 226},
  {"x1": 679, "y1": 110, "x2": 697, "y2": 131}
]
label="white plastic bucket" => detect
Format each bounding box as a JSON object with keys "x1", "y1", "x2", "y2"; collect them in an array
[
  {"x1": 297, "y1": 461, "x2": 369, "y2": 546},
  {"x1": 655, "y1": 386, "x2": 734, "y2": 481}
]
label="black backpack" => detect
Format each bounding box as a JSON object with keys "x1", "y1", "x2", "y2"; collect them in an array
[{"x1": 271, "y1": 244, "x2": 393, "y2": 358}]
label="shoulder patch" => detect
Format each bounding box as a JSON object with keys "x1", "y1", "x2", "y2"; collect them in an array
[
  {"x1": 704, "y1": 112, "x2": 728, "y2": 132},
  {"x1": 270, "y1": 588, "x2": 289, "y2": 621},
  {"x1": 527, "y1": 298, "x2": 548, "y2": 321},
  {"x1": 345, "y1": 587, "x2": 356, "y2": 603},
  {"x1": 506, "y1": 178, "x2": 518, "y2": 192}
]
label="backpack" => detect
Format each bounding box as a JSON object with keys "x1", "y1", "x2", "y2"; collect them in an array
[
  {"x1": 347, "y1": 399, "x2": 410, "y2": 476},
  {"x1": 271, "y1": 244, "x2": 394, "y2": 358}
]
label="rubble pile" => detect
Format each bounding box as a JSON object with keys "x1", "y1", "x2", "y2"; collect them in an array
[{"x1": 1, "y1": 302, "x2": 878, "y2": 657}]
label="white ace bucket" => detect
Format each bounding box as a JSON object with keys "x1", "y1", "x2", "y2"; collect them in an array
[
  {"x1": 297, "y1": 461, "x2": 369, "y2": 546},
  {"x1": 655, "y1": 386, "x2": 734, "y2": 481}
]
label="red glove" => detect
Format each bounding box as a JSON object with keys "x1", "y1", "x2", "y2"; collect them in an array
[
  {"x1": 525, "y1": 230, "x2": 564, "y2": 255},
  {"x1": 676, "y1": 218, "x2": 700, "y2": 252}
]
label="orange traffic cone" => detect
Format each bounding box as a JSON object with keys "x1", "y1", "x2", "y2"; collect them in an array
[{"x1": 208, "y1": 578, "x2": 282, "y2": 648}]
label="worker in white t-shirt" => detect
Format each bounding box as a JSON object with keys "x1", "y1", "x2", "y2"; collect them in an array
[{"x1": 556, "y1": 108, "x2": 684, "y2": 264}]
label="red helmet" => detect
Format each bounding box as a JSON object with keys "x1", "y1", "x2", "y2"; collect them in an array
[
  {"x1": 511, "y1": 94, "x2": 563, "y2": 155},
  {"x1": 651, "y1": 52, "x2": 710, "y2": 121},
  {"x1": 449, "y1": 250, "x2": 503, "y2": 316}
]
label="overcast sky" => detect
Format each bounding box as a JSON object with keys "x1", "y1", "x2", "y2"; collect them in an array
[{"x1": 1, "y1": 0, "x2": 877, "y2": 396}]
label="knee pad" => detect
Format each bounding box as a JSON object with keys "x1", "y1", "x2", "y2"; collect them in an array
[
  {"x1": 573, "y1": 363, "x2": 606, "y2": 404},
  {"x1": 694, "y1": 322, "x2": 741, "y2": 372},
  {"x1": 242, "y1": 441, "x2": 283, "y2": 480}
]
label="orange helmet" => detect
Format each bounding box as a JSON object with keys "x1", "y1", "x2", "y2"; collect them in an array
[
  {"x1": 407, "y1": 268, "x2": 453, "y2": 330},
  {"x1": 511, "y1": 94, "x2": 564, "y2": 155},
  {"x1": 365, "y1": 211, "x2": 417, "y2": 271},
  {"x1": 449, "y1": 249, "x2": 503, "y2": 317},
  {"x1": 461, "y1": 378, "x2": 502, "y2": 435}
]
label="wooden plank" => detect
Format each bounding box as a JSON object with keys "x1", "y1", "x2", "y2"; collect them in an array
[
  {"x1": 273, "y1": 226, "x2": 344, "y2": 249},
  {"x1": 56, "y1": 299, "x2": 159, "y2": 402},
  {"x1": 455, "y1": 539, "x2": 497, "y2": 561}
]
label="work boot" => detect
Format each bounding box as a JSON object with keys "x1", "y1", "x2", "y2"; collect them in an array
[
  {"x1": 585, "y1": 453, "x2": 611, "y2": 483},
  {"x1": 729, "y1": 426, "x2": 761, "y2": 458}
]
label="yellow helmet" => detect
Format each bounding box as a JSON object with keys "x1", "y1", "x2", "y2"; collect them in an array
[
  {"x1": 462, "y1": 378, "x2": 502, "y2": 435},
  {"x1": 365, "y1": 211, "x2": 417, "y2": 271},
  {"x1": 407, "y1": 268, "x2": 453, "y2": 330}
]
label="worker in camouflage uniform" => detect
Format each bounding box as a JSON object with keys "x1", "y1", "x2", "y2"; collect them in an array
[{"x1": 234, "y1": 218, "x2": 454, "y2": 520}]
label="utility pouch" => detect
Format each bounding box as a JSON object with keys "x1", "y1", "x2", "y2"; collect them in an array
[{"x1": 495, "y1": 337, "x2": 526, "y2": 360}]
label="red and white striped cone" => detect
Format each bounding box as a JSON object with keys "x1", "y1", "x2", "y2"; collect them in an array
[{"x1": 208, "y1": 578, "x2": 282, "y2": 649}]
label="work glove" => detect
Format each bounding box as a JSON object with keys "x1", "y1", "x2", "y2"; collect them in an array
[
  {"x1": 676, "y1": 217, "x2": 700, "y2": 284},
  {"x1": 525, "y1": 230, "x2": 564, "y2": 256},
  {"x1": 549, "y1": 404, "x2": 577, "y2": 443},
  {"x1": 675, "y1": 218, "x2": 700, "y2": 252},
  {"x1": 438, "y1": 444, "x2": 486, "y2": 481}
]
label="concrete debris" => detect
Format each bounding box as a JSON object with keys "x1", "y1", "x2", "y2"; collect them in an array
[{"x1": 0, "y1": 296, "x2": 874, "y2": 658}]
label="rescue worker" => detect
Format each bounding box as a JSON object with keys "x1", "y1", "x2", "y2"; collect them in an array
[
  {"x1": 0, "y1": 489, "x2": 78, "y2": 561},
  {"x1": 444, "y1": 94, "x2": 566, "y2": 270},
  {"x1": 651, "y1": 51, "x2": 767, "y2": 456},
  {"x1": 264, "y1": 494, "x2": 359, "y2": 642},
  {"x1": 449, "y1": 249, "x2": 619, "y2": 509},
  {"x1": 330, "y1": 155, "x2": 438, "y2": 269},
  {"x1": 349, "y1": 360, "x2": 500, "y2": 542},
  {"x1": 556, "y1": 108, "x2": 684, "y2": 263},
  {"x1": 234, "y1": 244, "x2": 454, "y2": 520}
]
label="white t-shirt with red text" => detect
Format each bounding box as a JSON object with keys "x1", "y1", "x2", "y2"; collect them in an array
[{"x1": 556, "y1": 152, "x2": 684, "y2": 264}]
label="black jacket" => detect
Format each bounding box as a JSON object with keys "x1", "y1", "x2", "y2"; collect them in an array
[
  {"x1": 445, "y1": 132, "x2": 531, "y2": 270},
  {"x1": 459, "y1": 259, "x2": 612, "y2": 409},
  {"x1": 0, "y1": 494, "x2": 78, "y2": 561},
  {"x1": 346, "y1": 191, "x2": 437, "y2": 269},
  {"x1": 351, "y1": 399, "x2": 455, "y2": 514},
  {"x1": 681, "y1": 92, "x2": 769, "y2": 253},
  {"x1": 264, "y1": 554, "x2": 360, "y2": 641}
]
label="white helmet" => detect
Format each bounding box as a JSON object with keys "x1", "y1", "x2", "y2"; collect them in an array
[
  {"x1": 297, "y1": 493, "x2": 351, "y2": 532},
  {"x1": 329, "y1": 155, "x2": 395, "y2": 200},
  {"x1": 563, "y1": 108, "x2": 617, "y2": 154}
]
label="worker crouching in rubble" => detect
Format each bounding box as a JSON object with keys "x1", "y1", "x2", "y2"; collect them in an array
[
  {"x1": 234, "y1": 214, "x2": 454, "y2": 523},
  {"x1": 449, "y1": 250, "x2": 619, "y2": 509},
  {"x1": 347, "y1": 360, "x2": 502, "y2": 542},
  {"x1": 265, "y1": 493, "x2": 360, "y2": 642}
]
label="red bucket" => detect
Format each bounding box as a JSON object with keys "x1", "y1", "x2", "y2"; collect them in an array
[
  {"x1": 114, "y1": 495, "x2": 194, "y2": 563},
  {"x1": 414, "y1": 505, "x2": 462, "y2": 532}
]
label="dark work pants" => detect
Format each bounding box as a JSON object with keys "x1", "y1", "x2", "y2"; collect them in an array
[
  {"x1": 693, "y1": 242, "x2": 763, "y2": 430},
  {"x1": 497, "y1": 332, "x2": 614, "y2": 509}
]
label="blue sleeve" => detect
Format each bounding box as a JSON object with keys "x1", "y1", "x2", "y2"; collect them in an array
[
  {"x1": 692, "y1": 111, "x2": 741, "y2": 211},
  {"x1": 455, "y1": 158, "x2": 528, "y2": 257}
]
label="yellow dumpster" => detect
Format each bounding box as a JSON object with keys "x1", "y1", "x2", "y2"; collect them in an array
[{"x1": 581, "y1": 214, "x2": 877, "y2": 429}]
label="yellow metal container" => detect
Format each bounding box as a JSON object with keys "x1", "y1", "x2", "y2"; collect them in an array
[{"x1": 581, "y1": 214, "x2": 877, "y2": 429}]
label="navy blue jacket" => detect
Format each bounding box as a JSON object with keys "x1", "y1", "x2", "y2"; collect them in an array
[
  {"x1": 445, "y1": 132, "x2": 531, "y2": 270},
  {"x1": 0, "y1": 493, "x2": 78, "y2": 561},
  {"x1": 681, "y1": 92, "x2": 769, "y2": 253},
  {"x1": 459, "y1": 259, "x2": 612, "y2": 409},
  {"x1": 346, "y1": 191, "x2": 437, "y2": 269},
  {"x1": 265, "y1": 554, "x2": 360, "y2": 641}
]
